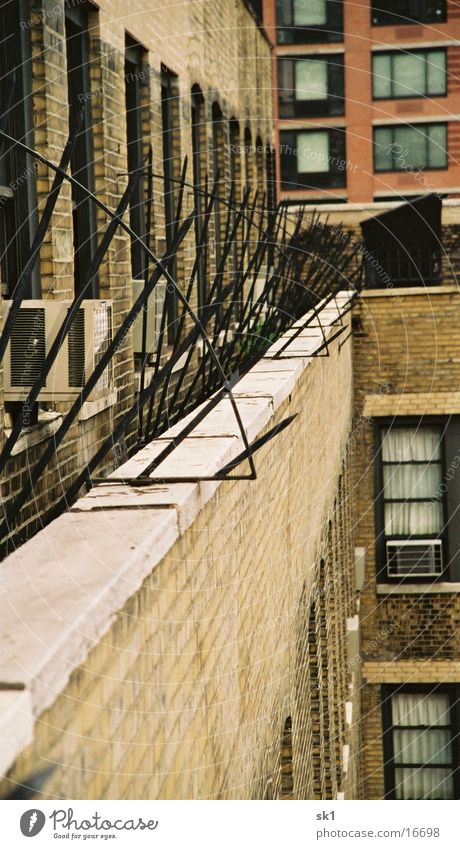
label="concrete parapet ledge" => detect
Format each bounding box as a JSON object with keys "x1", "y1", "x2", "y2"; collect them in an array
[{"x1": 0, "y1": 290, "x2": 354, "y2": 776}]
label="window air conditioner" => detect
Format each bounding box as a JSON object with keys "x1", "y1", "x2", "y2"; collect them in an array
[
  {"x1": 2, "y1": 299, "x2": 113, "y2": 402},
  {"x1": 132, "y1": 280, "x2": 166, "y2": 358},
  {"x1": 386, "y1": 539, "x2": 443, "y2": 578}
]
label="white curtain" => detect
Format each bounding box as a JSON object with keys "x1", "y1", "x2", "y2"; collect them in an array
[
  {"x1": 384, "y1": 501, "x2": 442, "y2": 536},
  {"x1": 297, "y1": 131, "x2": 329, "y2": 174},
  {"x1": 373, "y1": 54, "x2": 392, "y2": 98},
  {"x1": 427, "y1": 123, "x2": 447, "y2": 169},
  {"x1": 295, "y1": 60, "x2": 327, "y2": 101},
  {"x1": 427, "y1": 50, "x2": 446, "y2": 95},
  {"x1": 383, "y1": 464, "x2": 440, "y2": 499},
  {"x1": 392, "y1": 693, "x2": 451, "y2": 726},
  {"x1": 382, "y1": 427, "x2": 442, "y2": 536},
  {"x1": 382, "y1": 427, "x2": 441, "y2": 463},
  {"x1": 395, "y1": 768, "x2": 453, "y2": 800},
  {"x1": 393, "y1": 53, "x2": 426, "y2": 97},
  {"x1": 293, "y1": 0, "x2": 326, "y2": 26},
  {"x1": 392, "y1": 694, "x2": 454, "y2": 799},
  {"x1": 393, "y1": 729, "x2": 451, "y2": 765}
]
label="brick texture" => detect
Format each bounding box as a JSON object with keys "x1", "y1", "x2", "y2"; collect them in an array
[{"x1": 0, "y1": 331, "x2": 361, "y2": 800}]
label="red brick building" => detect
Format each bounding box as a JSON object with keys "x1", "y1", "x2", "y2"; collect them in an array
[{"x1": 260, "y1": 0, "x2": 460, "y2": 204}]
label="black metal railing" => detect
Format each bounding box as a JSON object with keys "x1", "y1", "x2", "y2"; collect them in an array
[{"x1": 0, "y1": 99, "x2": 363, "y2": 553}]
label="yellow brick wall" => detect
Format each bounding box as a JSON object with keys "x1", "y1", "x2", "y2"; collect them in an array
[
  {"x1": 353, "y1": 288, "x2": 460, "y2": 799},
  {"x1": 0, "y1": 331, "x2": 361, "y2": 800}
]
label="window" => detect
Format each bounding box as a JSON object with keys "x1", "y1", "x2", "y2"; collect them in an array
[
  {"x1": 161, "y1": 65, "x2": 180, "y2": 343},
  {"x1": 244, "y1": 126, "x2": 254, "y2": 189},
  {"x1": 229, "y1": 119, "x2": 241, "y2": 202},
  {"x1": 276, "y1": 0, "x2": 343, "y2": 44},
  {"x1": 255, "y1": 136, "x2": 265, "y2": 194},
  {"x1": 229, "y1": 119, "x2": 242, "y2": 306},
  {"x1": 0, "y1": 0, "x2": 39, "y2": 298},
  {"x1": 371, "y1": 0, "x2": 446, "y2": 26},
  {"x1": 382, "y1": 687, "x2": 460, "y2": 799},
  {"x1": 191, "y1": 87, "x2": 206, "y2": 310},
  {"x1": 378, "y1": 424, "x2": 444, "y2": 578},
  {"x1": 278, "y1": 55, "x2": 344, "y2": 117},
  {"x1": 65, "y1": 2, "x2": 98, "y2": 297},
  {"x1": 265, "y1": 143, "x2": 276, "y2": 213},
  {"x1": 373, "y1": 49, "x2": 446, "y2": 99},
  {"x1": 375, "y1": 419, "x2": 460, "y2": 581},
  {"x1": 280, "y1": 717, "x2": 294, "y2": 799},
  {"x1": 279, "y1": 129, "x2": 346, "y2": 190},
  {"x1": 212, "y1": 103, "x2": 225, "y2": 277},
  {"x1": 374, "y1": 123, "x2": 447, "y2": 171},
  {"x1": 125, "y1": 38, "x2": 146, "y2": 281}
]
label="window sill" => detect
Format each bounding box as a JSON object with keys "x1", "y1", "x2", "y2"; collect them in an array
[
  {"x1": 361, "y1": 285, "x2": 459, "y2": 298},
  {"x1": 6, "y1": 412, "x2": 63, "y2": 457},
  {"x1": 377, "y1": 582, "x2": 460, "y2": 595},
  {"x1": 78, "y1": 390, "x2": 118, "y2": 422}
]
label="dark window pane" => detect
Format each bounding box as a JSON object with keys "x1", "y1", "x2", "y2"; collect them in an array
[
  {"x1": 161, "y1": 67, "x2": 180, "y2": 342},
  {"x1": 125, "y1": 43, "x2": 146, "y2": 280},
  {"x1": 0, "y1": 0, "x2": 39, "y2": 298},
  {"x1": 372, "y1": 0, "x2": 446, "y2": 26},
  {"x1": 65, "y1": 8, "x2": 98, "y2": 296}
]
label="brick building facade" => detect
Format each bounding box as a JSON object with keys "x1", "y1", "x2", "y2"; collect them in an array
[
  {"x1": 259, "y1": 0, "x2": 460, "y2": 204},
  {"x1": 1, "y1": 0, "x2": 460, "y2": 804},
  {"x1": 0, "y1": 0, "x2": 274, "y2": 548}
]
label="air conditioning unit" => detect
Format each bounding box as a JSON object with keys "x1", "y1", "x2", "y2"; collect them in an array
[
  {"x1": 3, "y1": 300, "x2": 113, "y2": 402},
  {"x1": 386, "y1": 540, "x2": 443, "y2": 578},
  {"x1": 132, "y1": 280, "x2": 166, "y2": 359}
]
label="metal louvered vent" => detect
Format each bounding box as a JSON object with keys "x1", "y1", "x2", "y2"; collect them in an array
[
  {"x1": 10, "y1": 308, "x2": 46, "y2": 387},
  {"x1": 68, "y1": 308, "x2": 85, "y2": 387},
  {"x1": 387, "y1": 540, "x2": 443, "y2": 577},
  {"x1": 93, "y1": 303, "x2": 113, "y2": 391}
]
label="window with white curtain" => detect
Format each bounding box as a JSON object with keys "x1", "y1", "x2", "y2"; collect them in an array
[
  {"x1": 384, "y1": 690, "x2": 458, "y2": 800},
  {"x1": 297, "y1": 131, "x2": 330, "y2": 173},
  {"x1": 279, "y1": 128, "x2": 347, "y2": 190},
  {"x1": 373, "y1": 49, "x2": 446, "y2": 100},
  {"x1": 278, "y1": 55, "x2": 345, "y2": 118},
  {"x1": 295, "y1": 59, "x2": 328, "y2": 100},
  {"x1": 377, "y1": 418, "x2": 460, "y2": 582},
  {"x1": 381, "y1": 426, "x2": 443, "y2": 537},
  {"x1": 378, "y1": 424, "x2": 445, "y2": 578},
  {"x1": 276, "y1": 0, "x2": 343, "y2": 44},
  {"x1": 374, "y1": 123, "x2": 447, "y2": 171}
]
